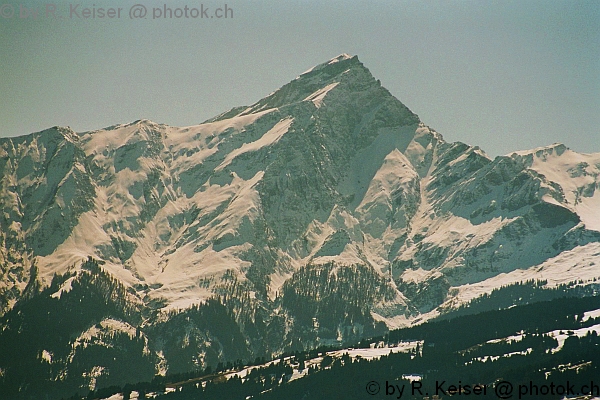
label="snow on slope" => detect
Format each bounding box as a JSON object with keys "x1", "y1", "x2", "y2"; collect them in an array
[
  {"x1": 437, "y1": 241, "x2": 600, "y2": 312},
  {"x1": 216, "y1": 117, "x2": 293, "y2": 170},
  {"x1": 224, "y1": 339, "x2": 420, "y2": 383},
  {"x1": 298, "y1": 53, "x2": 353, "y2": 76},
  {"x1": 582, "y1": 308, "x2": 600, "y2": 322},
  {"x1": 487, "y1": 322, "x2": 600, "y2": 354},
  {"x1": 109, "y1": 170, "x2": 267, "y2": 311},
  {"x1": 303, "y1": 82, "x2": 340, "y2": 108},
  {"x1": 510, "y1": 144, "x2": 600, "y2": 231},
  {"x1": 36, "y1": 107, "x2": 292, "y2": 311}
]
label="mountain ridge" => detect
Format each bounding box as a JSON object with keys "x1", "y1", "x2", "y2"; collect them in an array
[
  {"x1": 1, "y1": 55, "x2": 599, "y2": 374},
  {"x1": 2, "y1": 55, "x2": 599, "y2": 314}
]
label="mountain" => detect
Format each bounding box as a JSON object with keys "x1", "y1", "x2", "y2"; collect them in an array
[{"x1": 1, "y1": 54, "x2": 599, "y2": 398}]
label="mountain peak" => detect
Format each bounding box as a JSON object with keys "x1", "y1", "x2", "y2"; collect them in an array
[
  {"x1": 231, "y1": 54, "x2": 397, "y2": 118},
  {"x1": 298, "y1": 53, "x2": 358, "y2": 77},
  {"x1": 331, "y1": 53, "x2": 354, "y2": 61},
  {"x1": 297, "y1": 54, "x2": 363, "y2": 82},
  {"x1": 28, "y1": 126, "x2": 79, "y2": 144}
]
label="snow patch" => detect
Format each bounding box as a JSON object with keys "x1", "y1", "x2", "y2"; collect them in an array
[
  {"x1": 50, "y1": 276, "x2": 76, "y2": 299},
  {"x1": 486, "y1": 323, "x2": 600, "y2": 354},
  {"x1": 549, "y1": 323, "x2": 600, "y2": 353},
  {"x1": 582, "y1": 308, "x2": 600, "y2": 323},
  {"x1": 216, "y1": 117, "x2": 293, "y2": 170},
  {"x1": 303, "y1": 82, "x2": 339, "y2": 108},
  {"x1": 298, "y1": 53, "x2": 354, "y2": 76}
]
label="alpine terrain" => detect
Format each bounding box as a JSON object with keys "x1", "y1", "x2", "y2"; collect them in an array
[{"x1": 1, "y1": 54, "x2": 599, "y2": 399}]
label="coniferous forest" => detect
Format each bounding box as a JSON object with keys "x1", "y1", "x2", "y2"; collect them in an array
[{"x1": 29, "y1": 287, "x2": 600, "y2": 400}]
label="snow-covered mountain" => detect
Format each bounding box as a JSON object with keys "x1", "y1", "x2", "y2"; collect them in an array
[{"x1": 1, "y1": 54, "x2": 599, "y2": 396}]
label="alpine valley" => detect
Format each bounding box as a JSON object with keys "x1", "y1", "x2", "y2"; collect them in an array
[{"x1": 1, "y1": 55, "x2": 599, "y2": 399}]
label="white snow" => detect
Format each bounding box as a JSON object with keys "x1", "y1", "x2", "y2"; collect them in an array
[
  {"x1": 72, "y1": 318, "x2": 140, "y2": 354},
  {"x1": 582, "y1": 308, "x2": 600, "y2": 323},
  {"x1": 327, "y1": 53, "x2": 353, "y2": 64},
  {"x1": 216, "y1": 117, "x2": 294, "y2": 170},
  {"x1": 50, "y1": 276, "x2": 76, "y2": 299},
  {"x1": 41, "y1": 349, "x2": 53, "y2": 363},
  {"x1": 549, "y1": 323, "x2": 600, "y2": 353},
  {"x1": 327, "y1": 341, "x2": 420, "y2": 360},
  {"x1": 100, "y1": 394, "x2": 123, "y2": 400},
  {"x1": 476, "y1": 348, "x2": 532, "y2": 363},
  {"x1": 486, "y1": 323, "x2": 600, "y2": 354},
  {"x1": 303, "y1": 82, "x2": 339, "y2": 108},
  {"x1": 441, "y1": 242, "x2": 600, "y2": 309},
  {"x1": 510, "y1": 144, "x2": 600, "y2": 232},
  {"x1": 298, "y1": 53, "x2": 353, "y2": 76},
  {"x1": 222, "y1": 340, "x2": 420, "y2": 386}
]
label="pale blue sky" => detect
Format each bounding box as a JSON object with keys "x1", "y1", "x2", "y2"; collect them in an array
[{"x1": 1, "y1": 0, "x2": 598, "y2": 156}]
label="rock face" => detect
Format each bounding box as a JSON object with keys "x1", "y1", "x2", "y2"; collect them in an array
[{"x1": 1, "y1": 54, "x2": 599, "y2": 395}]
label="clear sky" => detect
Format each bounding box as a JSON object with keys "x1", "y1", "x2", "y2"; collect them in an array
[{"x1": 1, "y1": 0, "x2": 598, "y2": 156}]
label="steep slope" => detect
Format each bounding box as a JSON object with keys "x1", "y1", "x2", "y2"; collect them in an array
[{"x1": 0, "y1": 127, "x2": 95, "y2": 313}]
